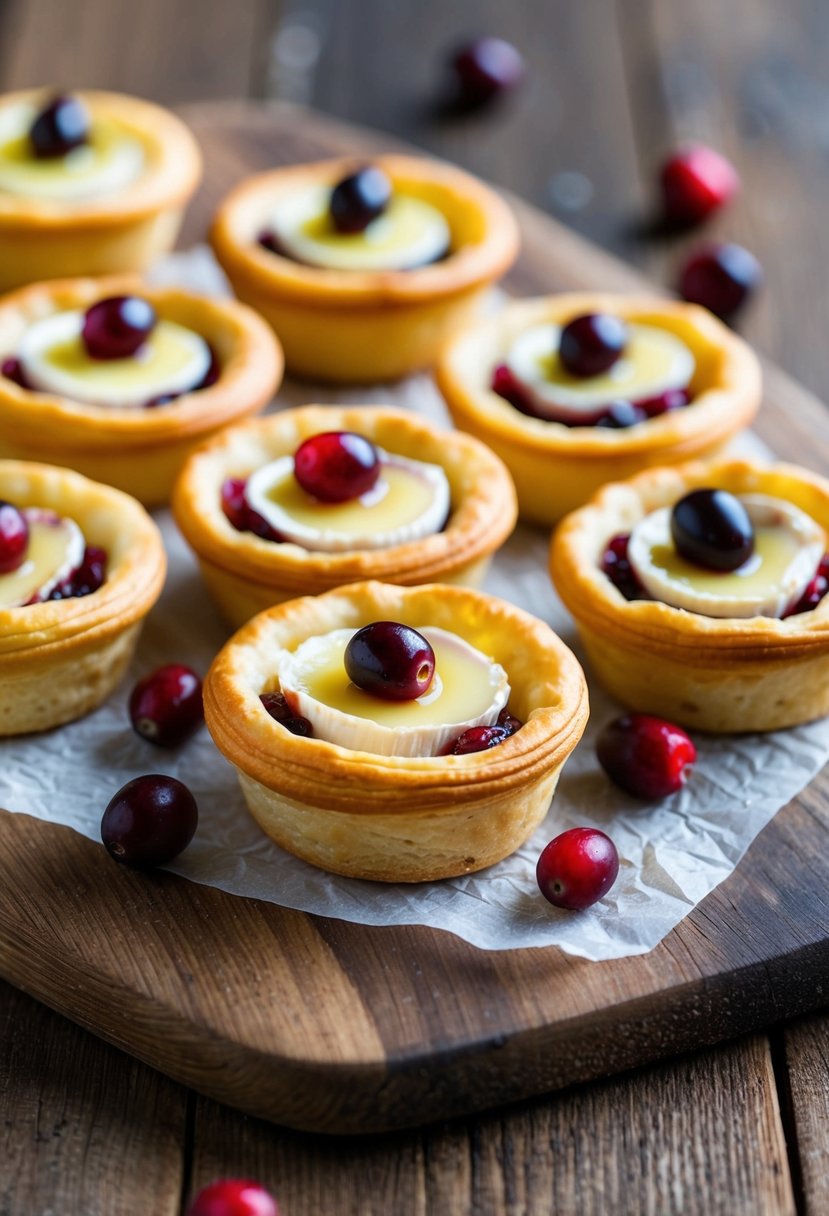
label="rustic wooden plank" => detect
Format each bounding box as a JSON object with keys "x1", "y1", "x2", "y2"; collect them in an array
[
  {"x1": 0, "y1": 979, "x2": 186, "y2": 1216},
  {"x1": 780, "y1": 1014, "x2": 829, "y2": 1215},
  {"x1": 186, "y1": 1036, "x2": 793, "y2": 1216}
]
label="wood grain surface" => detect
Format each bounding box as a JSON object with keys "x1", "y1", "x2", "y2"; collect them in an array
[{"x1": 0, "y1": 100, "x2": 826, "y2": 1139}]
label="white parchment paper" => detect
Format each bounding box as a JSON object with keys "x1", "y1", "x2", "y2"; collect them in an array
[{"x1": 1, "y1": 247, "x2": 827, "y2": 960}]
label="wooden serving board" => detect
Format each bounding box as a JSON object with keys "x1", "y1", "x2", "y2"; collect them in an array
[{"x1": 1, "y1": 102, "x2": 828, "y2": 1136}]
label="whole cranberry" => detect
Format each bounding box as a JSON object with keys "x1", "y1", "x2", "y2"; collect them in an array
[
  {"x1": 497, "y1": 706, "x2": 523, "y2": 735},
  {"x1": 0, "y1": 501, "x2": 29, "y2": 573},
  {"x1": 660, "y1": 144, "x2": 740, "y2": 226},
  {"x1": 344, "y1": 621, "x2": 435, "y2": 701},
  {"x1": 559, "y1": 313, "x2": 628, "y2": 378},
  {"x1": 536, "y1": 827, "x2": 619, "y2": 911},
  {"x1": 260, "y1": 692, "x2": 314, "y2": 737},
  {"x1": 446, "y1": 725, "x2": 509, "y2": 755},
  {"x1": 101, "y1": 775, "x2": 198, "y2": 868},
  {"x1": 451, "y1": 37, "x2": 525, "y2": 105},
  {"x1": 1, "y1": 357, "x2": 31, "y2": 389},
  {"x1": 187, "y1": 1178, "x2": 280, "y2": 1216},
  {"x1": 671, "y1": 488, "x2": 754, "y2": 572},
  {"x1": 129, "y1": 664, "x2": 204, "y2": 748},
  {"x1": 601, "y1": 533, "x2": 643, "y2": 602},
  {"x1": 294, "y1": 431, "x2": 380, "y2": 503},
  {"x1": 30, "y1": 94, "x2": 89, "y2": 158},
  {"x1": 82, "y1": 295, "x2": 157, "y2": 360},
  {"x1": 678, "y1": 243, "x2": 761, "y2": 320},
  {"x1": 330, "y1": 166, "x2": 392, "y2": 234},
  {"x1": 47, "y1": 543, "x2": 108, "y2": 600},
  {"x1": 596, "y1": 713, "x2": 697, "y2": 800}
]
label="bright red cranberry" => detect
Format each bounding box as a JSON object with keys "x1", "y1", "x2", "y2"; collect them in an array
[
  {"x1": 785, "y1": 553, "x2": 829, "y2": 617},
  {"x1": 559, "y1": 314, "x2": 628, "y2": 378},
  {"x1": 671, "y1": 488, "x2": 754, "y2": 572},
  {"x1": 187, "y1": 1178, "x2": 280, "y2": 1216},
  {"x1": 47, "y1": 544, "x2": 107, "y2": 600},
  {"x1": 451, "y1": 37, "x2": 525, "y2": 105},
  {"x1": 330, "y1": 166, "x2": 392, "y2": 235},
  {"x1": 82, "y1": 296, "x2": 157, "y2": 360},
  {"x1": 129, "y1": 664, "x2": 203, "y2": 748},
  {"x1": 679, "y1": 243, "x2": 761, "y2": 320},
  {"x1": 1, "y1": 356, "x2": 31, "y2": 389},
  {"x1": 220, "y1": 478, "x2": 282, "y2": 542},
  {"x1": 294, "y1": 431, "x2": 380, "y2": 503},
  {"x1": 0, "y1": 501, "x2": 28, "y2": 573},
  {"x1": 597, "y1": 713, "x2": 697, "y2": 799},
  {"x1": 101, "y1": 775, "x2": 198, "y2": 868},
  {"x1": 536, "y1": 827, "x2": 619, "y2": 910},
  {"x1": 29, "y1": 94, "x2": 89, "y2": 159},
  {"x1": 446, "y1": 725, "x2": 509, "y2": 755},
  {"x1": 497, "y1": 706, "x2": 523, "y2": 735},
  {"x1": 260, "y1": 692, "x2": 314, "y2": 737},
  {"x1": 601, "y1": 533, "x2": 643, "y2": 602},
  {"x1": 344, "y1": 621, "x2": 435, "y2": 702},
  {"x1": 660, "y1": 144, "x2": 740, "y2": 226}
]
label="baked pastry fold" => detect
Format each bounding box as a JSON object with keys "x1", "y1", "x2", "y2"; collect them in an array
[
  {"x1": 210, "y1": 154, "x2": 519, "y2": 382},
  {"x1": 204, "y1": 580, "x2": 588, "y2": 882},
  {"x1": 437, "y1": 294, "x2": 761, "y2": 526},
  {"x1": 172, "y1": 404, "x2": 518, "y2": 627},
  {"x1": 0, "y1": 460, "x2": 165, "y2": 734},
  {"x1": 0, "y1": 276, "x2": 283, "y2": 506},
  {"x1": 550, "y1": 459, "x2": 829, "y2": 733},
  {"x1": 0, "y1": 90, "x2": 202, "y2": 290}
]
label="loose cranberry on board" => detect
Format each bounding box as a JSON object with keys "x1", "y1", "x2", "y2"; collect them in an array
[{"x1": 536, "y1": 827, "x2": 620, "y2": 910}]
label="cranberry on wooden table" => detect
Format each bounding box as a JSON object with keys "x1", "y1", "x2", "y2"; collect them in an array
[
  {"x1": 536, "y1": 827, "x2": 620, "y2": 910},
  {"x1": 451, "y1": 37, "x2": 525, "y2": 105},
  {"x1": 101, "y1": 774, "x2": 198, "y2": 868},
  {"x1": 187, "y1": 1178, "x2": 280, "y2": 1216},
  {"x1": 678, "y1": 243, "x2": 761, "y2": 320},
  {"x1": 344, "y1": 621, "x2": 435, "y2": 701},
  {"x1": 596, "y1": 714, "x2": 697, "y2": 800},
  {"x1": 294, "y1": 431, "x2": 380, "y2": 502},
  {"x1": 659, "y1": 144, "x2": 740, "y2": 226},
  {"x1": 129, "y1": 664, "x2": 204, "y2": 748},
  {"x1": 30, "y1": 94, "x2": 89, "y2": 158},
  {"x1": 329, "y1": 166, "x2": 392, "y2": 234},
  {"x1": 82, "y1": 295, "x2": 157, "y2": 360},
  {"x1": 0, "y1": 501, "x2": 28, "y2": 573}
]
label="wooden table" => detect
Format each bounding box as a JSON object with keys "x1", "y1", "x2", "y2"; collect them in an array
[{"x1": 2, "y1": 2, "x2": 828, "y2": 1213}]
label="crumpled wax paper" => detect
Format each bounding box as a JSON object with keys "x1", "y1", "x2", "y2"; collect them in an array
[{"x1": 1, "y1": 247, "x2": 827, "y2": 959}]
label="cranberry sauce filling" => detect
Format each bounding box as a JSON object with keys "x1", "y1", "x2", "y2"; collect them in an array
[
  {"x1": 220, "y1": 478, "x2": 282, "y2": 542},
  {"x1": 45, "y1": 544, "x2": 107, "y2": 601},
  {"x1": 1, "y1": 357, "x2": 32, "y2": 389},
  {"x1": 491, "y1": 363, "x2": 691, "y2": 428},
  {"x1": 443, "y1": 706, "x2": 523, "y2": 756},
  {"x1": 259, "y1": 691, "x2": 314, "y2": 737},
  {"x1": 144, "y1": 342, "x2": 220, "y2": 409},
  {"x1": 784, "y1": 554, "x2": 829, "y2": 618},
  {"x1": 601, "y1": 534, "x2": 647, "y2": 602}
]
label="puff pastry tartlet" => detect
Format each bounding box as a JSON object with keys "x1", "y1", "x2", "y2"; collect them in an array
[
  {"x1": 210, "y1": 155, "x2": 519, "y2": 382},
  {"x1": 0, "y1": 276, "x2": 283, "y2": 507},
  {"x1": 172, "y1": 404, "x2": 518, "y2": 627},
  {"x1": 437, "y1": 294, "x2": 762, "y2": 526},
  {"x1": 204, "y1": 580, "x2": 588, "y2": 882},
  {"x1": 550, "y1": 459, "x2": 829, "y2": 733},
  {"x1": 0, "y1": 460, "x2": 165, "y2": 735},
  {"x1": 0, "y1": 90, "x2": 201, "y2": 290}
]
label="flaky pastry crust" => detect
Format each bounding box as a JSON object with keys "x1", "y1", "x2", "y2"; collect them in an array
[
  {"x1": 0, "y1": 460, "x2": 165, "y2": 734},
  {"x1": 437, "y1": 294, "x2": 762, "y2": 526},
  {"x1": 0, "y1": 275, "x2": 283, "y2": 506},
  {"x1": 204, "y1": 580, "x2": 588, "y2": 882},
  {"x1": 550, "y1": 459, "x2": 829, "y2": 732},
  {"x1": 0, "y1": 90, "x2": 202, "y2": 289},
  {"x1": 210, "y1": 154, "x2": 520, "y2": 382},
  {"x1": 172, "y1": 404, "x2": 518, "y2": 627}
]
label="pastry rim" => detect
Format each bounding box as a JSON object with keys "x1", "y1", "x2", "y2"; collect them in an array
[
  {"x1": 209, "y1": 153, "x2": 520, "y2": 307},
  {"x1": 203, "y1": 579, "x2": 589, "y2": 813},
  {"x1": 0, "y1": 275, "x2": 284, "y2": 447},
  {"x1": 550, "y1": 458, "x2": 829, "y2": 659},
  {"x1": 172, "y1": 404, "x2": 518, "y2": 593},
  {"x1": 0, "y1": 459, "x2": 166, "y2": 661},
  {"x1": 0, "y1": 89, "x2": 202, "y2": 228},
  {"x1": 436, "y1": 293, "x2": 762, "y2": 457}
]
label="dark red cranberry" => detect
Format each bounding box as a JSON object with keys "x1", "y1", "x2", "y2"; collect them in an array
[
  {"x1": 637, "y1": 387, "x2": 691, "y2": 417},
  {"x1": 497, "y1": 706, "x2": 523, "y2": 735},
  {"x1": 101, "y1": 775, "x2": 198, "y2": 868},
  {"x1": 536, "y1": 827, "x2": 619, "y2": 910},
  {"x1": 344, "y1": 621, "x2": 435, "y2": 702},
  {"x1": 660, "y1": 144, "x2": 740, "y2": 226},
  {"x1": 47, "y1": 544, "x2": 107, "y2": 600},
  {"x1": 259, "y1": 692, "x2": 314, "y2": 737},
  {"x1": 82, "y1": 296, "x2": 157, "y2": 360},
  {"x1": 1, "y1": 357, "x2": 31, "y2": 389},
  {"x1": 491, "y1": 363, "x2": 538, "y2": 417},
  {"x1": 294, "y1": 431, "x2": 380, "y2": 503},
  {"x1": 601, "y1": 534, "x2": 644, "y2": 602},
  {"x1": 594, "y1": 400, "x2": 648, "y2": 429},
  {"x1": 671, "y1": 488, "x2": 754, "y2": 572},
  {"x1": 129, "y1": 664, "x2": 203, "y2": 748},
  {"x1": 29, "y1": 94, "x2": 89, "y2": 159},
  {"x1": 200, "y1": 344, "x2": 221, "y2": 390},
  {"x1": 559, "y1": 314, "x2": 628, "y2": 378},
  {"x1": 784, "y1": 554, "x2": 829, "y2": 617},
  {"x1": 445, "y1": 725, "x2": 509, "y2": 755},
  {"x1": 187, "y1": 1178, "x2": 280, "y2": 1216},
  {"x1": 451, "y1": 37, "x2": 525, "y2": 105},
  {"x1": 257, "y1": 229, "x2": 285, "y2": 255},
  {"x1": 597, "y1": 713, "x2": 697, "y2": 800},
  {"x1": 0, "y1": 501, "x2": 28, "y2": 573},
  {"x1": 220, "y1": 478, "x2": 282, "y2": 542},
  {"x1": 679, "y1": 243, "x2": 761, "y2": 320},
  {"x1": 330, "y1": 166, "x2": 392, "y2": 235}
]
